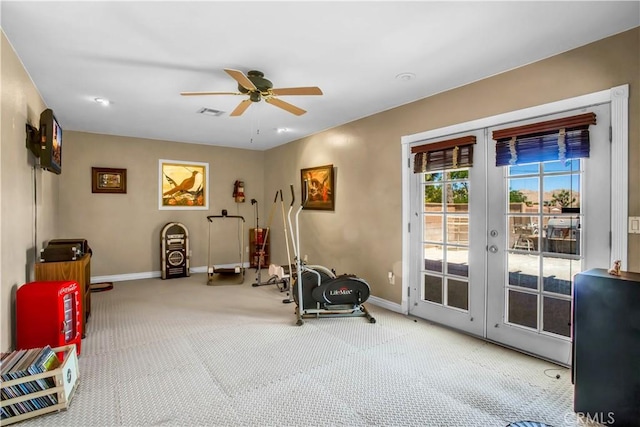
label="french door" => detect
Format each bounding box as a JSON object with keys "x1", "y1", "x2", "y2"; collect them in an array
[
  {"x1": 408, "y1": 103, "x2": 611, "y2": 364},
  {"x1": 408, "y1": 129, "x2": 486, "y2": 338}
]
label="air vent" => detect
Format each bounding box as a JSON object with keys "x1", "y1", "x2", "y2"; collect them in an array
[{"x1": 197, "y1": 107, "x2": 225, "y2": 116}]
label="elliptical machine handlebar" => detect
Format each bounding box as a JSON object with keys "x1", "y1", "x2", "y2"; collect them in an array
[
  {"x1": 290, "y1": 184, "x2": 295, "y2": 207},
  {"x1": 301, "y1": 179, "x2": 310, "y2": 208}
]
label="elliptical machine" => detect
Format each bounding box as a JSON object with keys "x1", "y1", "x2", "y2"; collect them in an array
[{"x1": 289, "y1": 183, "x2": 376, "y2": 325}]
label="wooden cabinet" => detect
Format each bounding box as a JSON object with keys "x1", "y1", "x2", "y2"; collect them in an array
[
  {"x1": 249, "y1": 228, "x2": 269, "y2": 268},
  {"x1": 35, "y1": 254, "x2": 91, "y2": 338},
  {"x1": 573, "y1": 268, "x2": 640, "y2": 426}
]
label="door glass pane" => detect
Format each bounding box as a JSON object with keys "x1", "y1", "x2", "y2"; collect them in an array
[
  {"x1": 424, "y1": 184, "x2": 443, "y2": 211},
  {"x1": 446, "y1": 215, "x2": 468, "y2": 245},
  {"x1": 542, "y1": 257, "x2": 580, "y2": 295},
  {"x1": 543, "y1": 296, "x2": 571, "y2": 337},
  {"x1": 542, "y1": 215, "x2": 580, "y2": 255},
  {"x1": 424, "y1": 215, "x2": 443, "y2": 242},
  {"x1": 424, "y1": 274, "x2": 442, "y2": 304},
  {"x1": 509, "y1": 163, "x2": 539, "y2": 176},
  {"x1": 507, "y1": 253, "x2": 539, "y2": 290},
  {"x1": 510, "y1": 216, "x2": 539, "y2": 251},
  {"x1": 543, "y1": 159, "x2": 580, "y2": 174},
  {"x1": 543, "y1": 174, "x2": 580, "y2": 211},
  {"x1": 446, "y1": 181, "x2": 469, "y2": 213},
  {"x1": 425, "y1": 172, "x2": 444, "y2": 182},
  {"x1": 508, "y1": 290, "x2": 537, "y2": 329},
  {"x1": 447, "y1": 279, "x2": 468, "y2": 310},
  {"x1": 446, "y1": 246, "x2": 468, "y2": 277},
  {"x1": 509, "y1": 177, "x2": 540, "y2": 213},
  {"x1": 424, "y1": 244, "x2": 443, "y2": 272}
]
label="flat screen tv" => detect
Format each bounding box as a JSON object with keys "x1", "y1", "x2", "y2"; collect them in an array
[{"x1": 39, "y1": 108, "x2": 62, "y2": 174}]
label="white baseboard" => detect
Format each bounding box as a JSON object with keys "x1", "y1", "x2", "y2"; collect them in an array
[
  {"x1": 91, "y1": 271, "x2": 161, "y2": 283},
  {"x1": 91, "y1": 263, "x2": 251, "y2": 283},
  {"x1": 367, "y1": 295, "x2": 403, "y2": 313}
]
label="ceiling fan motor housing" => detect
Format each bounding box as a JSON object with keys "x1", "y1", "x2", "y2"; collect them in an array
[{"x1": 238, "y1": 70, "x2": 273, "y2": 95}]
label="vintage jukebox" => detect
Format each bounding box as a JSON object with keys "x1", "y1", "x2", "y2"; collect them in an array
[{"x1": 161, "y1": 222, "x2": 190, "y2": 279}]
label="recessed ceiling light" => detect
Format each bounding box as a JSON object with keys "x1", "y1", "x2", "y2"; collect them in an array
[
  {"x1": 276, "y1": 127, "x2": 289, "y2": 133},
  {"x1": 395, "y1": 72, "x2": 416, "y2": 82},
  {"x1": 94, "y1": 97, "x2": 110, "y2": 106}
]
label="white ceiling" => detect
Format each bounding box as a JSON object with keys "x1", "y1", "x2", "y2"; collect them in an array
[{"x1": 2, "y1": 1, "x2": 639, "y2": 151}]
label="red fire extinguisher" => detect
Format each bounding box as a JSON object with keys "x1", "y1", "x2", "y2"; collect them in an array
[{"x1": 233, "y1": 180, "x2": 245, "y2": 203}]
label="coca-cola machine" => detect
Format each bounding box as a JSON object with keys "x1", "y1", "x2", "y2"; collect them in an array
[{"x1": 16, "y1": 281, "x2": 82, "y2": 356}]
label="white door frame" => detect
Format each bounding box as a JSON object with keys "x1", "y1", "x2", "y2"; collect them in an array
[{"x1": 401, "y1": 85, "x2": 629, "y2": 315}]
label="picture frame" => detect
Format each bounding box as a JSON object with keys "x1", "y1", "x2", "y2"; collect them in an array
[
  {"x1": 300, "y1": 164, "x2": 335, "y2": 211},
  {"x1": 91, "y1": 167, "x2": 127, "y2": 194},
  {"x1": 159, "y1": 159, "x2": 209, "y2": 210}
]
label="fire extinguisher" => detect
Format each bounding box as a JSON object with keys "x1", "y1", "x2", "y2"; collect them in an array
[{"x1": 233, "y1": 180, "x2": 245, "y2": 203}]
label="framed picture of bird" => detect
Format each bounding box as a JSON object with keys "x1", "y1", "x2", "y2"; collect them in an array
[
  {"x1": 92, "y1": 167, "x2": 127, "y2": 194},
  {"x1": 159, "y1": 159, "x2": 209, "y2": 210}
]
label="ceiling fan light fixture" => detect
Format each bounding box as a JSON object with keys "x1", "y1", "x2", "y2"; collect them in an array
[{"x1": 181, "y1": 68, "x2": 322, "y2": 116}]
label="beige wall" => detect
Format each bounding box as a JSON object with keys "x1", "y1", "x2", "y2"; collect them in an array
[
  {"x1": 59, "y1": 132, "x2": 265, "y2": 277},
  {"x1": 1, "y1": 32, "x2": 59, "y2": 350},
  {"x1": 264, "y1": 28, "x2": 640, "y2": 305},
  {"x1": 2, "y1": 27, "x2": 638, "y2": 351}
]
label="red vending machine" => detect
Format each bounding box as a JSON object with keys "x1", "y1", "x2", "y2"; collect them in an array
[{"x1": 16, "y1": 281, "x2": 82, "y2": 356}]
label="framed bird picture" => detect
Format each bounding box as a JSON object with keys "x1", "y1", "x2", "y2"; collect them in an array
[{"x1": 159, "y1": 159, "x2": 209, "y2": 210}]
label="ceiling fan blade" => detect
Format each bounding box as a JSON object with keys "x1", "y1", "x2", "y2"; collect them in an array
[
  {"x1": 230, "y1": 99, "x2": 252, "y2": 117},
  {"x1": 180, "y1": 91, "x2": 242, "y2": 96},
  {"x1": 224, "y1": 69, "x2": 257, "y2": 91},
  {"x1": 270, "y1": 87, "x2": 323, "y2": 96},
  {"x1": 265, "y1": 97, "x2": 306, "y2": 116}
]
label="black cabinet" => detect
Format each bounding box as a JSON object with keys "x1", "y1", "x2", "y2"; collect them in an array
[{"x1": 573, "y1": 268, "x2": 640, "y2": 426}]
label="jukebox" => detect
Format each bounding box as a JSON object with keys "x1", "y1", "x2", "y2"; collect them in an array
[{"x1": 161, "y1": 222, "x2": 190, "y2": 279}]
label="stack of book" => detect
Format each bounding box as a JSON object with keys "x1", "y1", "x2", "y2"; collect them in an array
[{"x1": 0, "y1": 346, "x2": 61, "y2": 420}]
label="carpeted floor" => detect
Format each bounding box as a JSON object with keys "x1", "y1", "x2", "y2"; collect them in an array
[{"x1": 15, "y1": 273, "x2": 602, "y2": 427}]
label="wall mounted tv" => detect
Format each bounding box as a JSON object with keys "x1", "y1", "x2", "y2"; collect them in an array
[{"x1": 27, "y1": 108, "x2": 62, "y2": 174}]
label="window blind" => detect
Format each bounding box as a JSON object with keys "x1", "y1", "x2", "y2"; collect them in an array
[
  {"x1": 493, "y1": 112, "x2": 596, "y2": 166},
  {"x1": 412, "y1": 135, "x2": 476, "y2": 173}
]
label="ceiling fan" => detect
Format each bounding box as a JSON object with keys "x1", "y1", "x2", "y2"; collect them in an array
[{"x1": 180, "y1": 69, "x2": 323, "y2": 116}]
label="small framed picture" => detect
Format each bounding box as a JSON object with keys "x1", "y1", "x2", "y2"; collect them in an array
[
  {"x1": 92, "y1": 167, "x2": 127, "y2": 194},
  {"x1": 301, "y1": 164, "x2": 335, "y2": 210}
]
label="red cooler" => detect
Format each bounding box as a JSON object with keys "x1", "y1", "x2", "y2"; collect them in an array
[{"x1": 16, "y1": 281, "x2": 82, "y2": 355}]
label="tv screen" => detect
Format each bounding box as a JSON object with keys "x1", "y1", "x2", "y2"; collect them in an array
[{"x1": 39, "y1": 108, "x2": 62, "y2": 174}]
